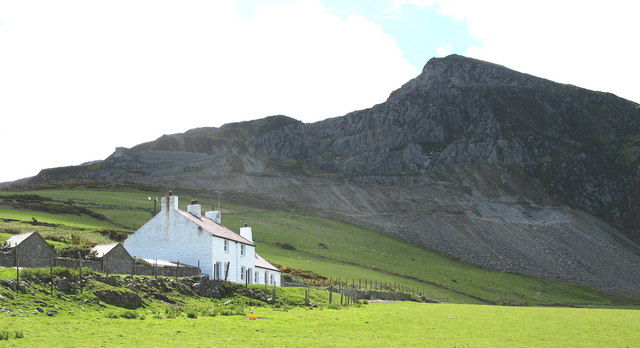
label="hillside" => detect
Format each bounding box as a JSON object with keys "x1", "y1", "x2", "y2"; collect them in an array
[
  {"x1": 20, "y1": 55, "x2": 640, "y2": 298},
  {"x1": 0, "y1": 186, "x2": 633, "y2": 305}
]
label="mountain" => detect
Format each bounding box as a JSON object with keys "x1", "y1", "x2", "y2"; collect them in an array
[{"x1": 26, "y1": 55, "x2": 640, "y2": 297}]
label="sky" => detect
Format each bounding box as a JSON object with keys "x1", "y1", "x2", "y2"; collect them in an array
[{"x1": 1, "y1": 0, "x2": 639, "y2": 182}]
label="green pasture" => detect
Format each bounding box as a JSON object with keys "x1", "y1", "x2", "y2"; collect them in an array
[
  {"x1": 0, "y1": 301, "x2": 638, "y2": 347},
  {"x1": 0, "y1": 188, "x2": 634, "y2": 305},
  {"x1": 0, "y1": 206, "x2": 118, "y2": 230}
]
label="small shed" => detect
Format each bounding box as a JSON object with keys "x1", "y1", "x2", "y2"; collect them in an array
[
  {"x1": 91, "y1": 243, "x2": 135, "y2": 274},
  {"x1": 4, "y1": 231, "x2": 55, "y2": 267}
]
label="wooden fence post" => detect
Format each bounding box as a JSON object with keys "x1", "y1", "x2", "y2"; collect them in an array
[
  {"x1": 15, "y1": 245, "x2": 20, "y2": 292},
  {"x1": 329, "y1": 284, "x2": 333, "y2": 304},
  {"x1": 78, "y1": 252, "x2": 83, "y2": 294},
  {"x1": 305, "y1": 287, "x2": 310, "y2": 306}
]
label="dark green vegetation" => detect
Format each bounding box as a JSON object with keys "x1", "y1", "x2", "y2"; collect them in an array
[{"x1": 0, "y1": 184, "x2": 636, "y2": 306}]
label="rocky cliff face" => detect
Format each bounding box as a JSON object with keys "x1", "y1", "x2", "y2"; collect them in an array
[{"x1": 30, "y1": 55, "x2": 640, "y2": 297}]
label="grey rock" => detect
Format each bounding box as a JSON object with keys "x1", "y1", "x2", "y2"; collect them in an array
[{"x1": 93, "y1": 289, "x2": 143, "y2": 309}]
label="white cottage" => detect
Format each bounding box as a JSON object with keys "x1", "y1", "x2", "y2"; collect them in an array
[{"x1": 124, "y1": 194, "x2": 281, "y2": 286}]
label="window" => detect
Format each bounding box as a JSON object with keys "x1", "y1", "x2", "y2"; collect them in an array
[
  {"x1": 254, "y1": 271, "x2": 259, "y2": 284},
  {"x1": 240, "y1": 266, "x2": 246, "y2": 281},
  {"x1": 270, "y1": 274, "x2": 275, "y2": 285},
  {"x1": 224, "y1": 240, "x2": 229, "y2": 253},
  {"x1": 240, "y1": 244, "x2": 245, "y2": 256}
]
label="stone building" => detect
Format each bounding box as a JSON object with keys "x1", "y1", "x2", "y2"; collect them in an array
[
  {"x1": 124, "y1": 194, "x2": 281, "y2": 286},
  {"x1": 91, "y1": 243, "x2": 135, "y2": 274},
  {"x1": 3, "y1": 231, "x2": 55, "y2": 267}
]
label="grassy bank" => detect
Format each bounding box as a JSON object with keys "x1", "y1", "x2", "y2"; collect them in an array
[{"x1": 0, "y1": 187, "x2": 635, "y2": 305}]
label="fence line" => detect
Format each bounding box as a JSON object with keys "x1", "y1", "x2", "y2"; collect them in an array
[{"x1": 0, "y1": 253, "x2": 201, "y2": 277}]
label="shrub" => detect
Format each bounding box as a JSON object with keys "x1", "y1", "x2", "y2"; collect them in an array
[
  {"x1": 120, "y1": 310, "x2": 139, "y2": 319},
  {"x1": 0, "y1": 227, "x2": 21, "y2": 235},
  {"x1": 96, "y1": 229, "x2": 128, "y2": 242},
  {"x1": 164, "y1": 306, "x2": 182, "y2": 319},
  {"x1": 20, "y1": 268, "x2": 50, "y2": 280},
  {"x1": 275, "y1": 241, "x2": 296, "y2": 250},
  {"x1": 105, "y1": 311, "x2": 120, "y2": 319},
  {"x1": 55, "y1": 244, "x2": 96, "y2": 259},
  {"x1": 220, "y1": 307, "x2": 245, "y2": 316},
  {"x1": 186, "y1": 311, "x2": 198, "y2": 319},
  {"x1": 14, "y1": 331, "x2": 24, "y2": 339},
  {"x1": 0, "y1": 330, "x2": 9, "y2": 340}
]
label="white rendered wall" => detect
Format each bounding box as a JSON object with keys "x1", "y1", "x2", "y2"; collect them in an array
[
  {"x1": 211, "y1": 241, "x2": 255, "y2": 283},
  {"x1": 124, "y1": 196, "x2": 214, "y2": 276},
  {"x1": 255, "y1": 268, "x2": 281, "y2": 286}
]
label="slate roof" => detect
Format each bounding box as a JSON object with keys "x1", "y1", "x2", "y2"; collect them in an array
[
  {"x1": 255, "y1": 253, "x2": 279, "y2": 271},
  {"x1": 91, "y1": 243, "x2": 119, "y2": 258},
  {"x1": 177, "y1": 210, "x2": 254, "y2": 246},
  {"x1": 6, "y1": 232, "x2": 36, "y2": 248}
]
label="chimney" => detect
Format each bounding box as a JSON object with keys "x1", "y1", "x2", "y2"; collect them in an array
[
  {"x1": 240, "y1": 223, "x2": 252, "y2": 242},
  {"x1": 187, "y1": 199, "x2": 202, "y2": 218},
  {"x1": 205, "y1": 210, "x2": 221, "y2": 224},
  {"x1": 161, "y1": 195, "x2": 179, "y2": 212}
]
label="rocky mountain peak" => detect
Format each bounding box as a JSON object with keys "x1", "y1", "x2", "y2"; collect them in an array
[{"x1": 395, "y1": 54, "x2": 551, "y2": 96}]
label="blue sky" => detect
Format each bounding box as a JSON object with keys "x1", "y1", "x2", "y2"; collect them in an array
[
  {"x1": 0, "y1": 0, "x2": 638, "y2": 182},
  {"x1": 236, "y1": 0, "x2": 479, "y2": 70},
  {"x1": 320, "y1": 0, "x2": 479, "y2": 68}
]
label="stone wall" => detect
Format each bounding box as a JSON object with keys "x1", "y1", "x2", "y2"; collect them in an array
[
  {"x1": 341, "y1": 289, "x2": 425, "y2": 302},
  {"x1": 0, "y1": 255, "x2": 200, "y2": 277},
  {"x1": 53, "y1": 258, "x2": 200, "y2": 277}
]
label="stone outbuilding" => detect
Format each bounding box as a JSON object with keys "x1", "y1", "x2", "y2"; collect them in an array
[
  {"x1": 91, "y1": 243, "x2": 135, "y2": 274},
  {"x1": 4, "y1": 231, "x2": 55, "y2": 267}
]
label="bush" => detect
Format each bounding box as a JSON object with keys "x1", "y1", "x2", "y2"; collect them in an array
[
  {"x1": 220, "y1": 307, "x2": 245, "y2": 316},
  {"x1": 105, "y1": 311, "x2": 120, "y2": 319},
  {"x1": 20, "y1": 267, "x2": 94, "y2": 282},
  {"x1": 164, "y1": 306, "x2": 182, "y2": 319},
  {"x1": 275, "y1": 241, "x2": 296, "y2": 250},
  {"x1": 96, "y1": 229, "x2": 128, "y2": 242},
  {"x1": 0, "y1": 227, "x2": 21, "y2": 235},
  {"x1": 55, "y1": 244, "x2": 96, "y2": 259},
  {"x1": 14, "y1": 331, "x2": 24, "y2": 339},
  {"x1": 186, "y1": 311, "x2": 198, "y2": 319},
  {"x1": 0, "y1": 330, "x2": 9, "y2": 340},
  {"x1": 120, "y1": 310, "x2": 139, "y2": 319},
  {"x1": 20, "y1": 268, "x2": 50, "y2": 281}
]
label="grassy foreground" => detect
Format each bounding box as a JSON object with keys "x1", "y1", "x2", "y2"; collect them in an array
[{"x1": 1, "y1": 302, "x2": 639, "y2": 347}]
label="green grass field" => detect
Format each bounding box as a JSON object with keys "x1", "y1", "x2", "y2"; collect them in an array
[
  {"x1": 0, "y1": 302, "x2": 638, "y2": 347},
  {"x1": 0, "y1": 187, "x2": 635, "y2": 305}
]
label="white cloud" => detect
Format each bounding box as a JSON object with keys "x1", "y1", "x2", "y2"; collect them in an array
[
  {"x1": 0, "y1": 0, "x2": 417, "y2": 182},
  {"x1": 435, "y1": 43, "x2": 452, "y2": 57},
  {"x1": 422, "y1": 0, "x2": 640, "y2": 103}
]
